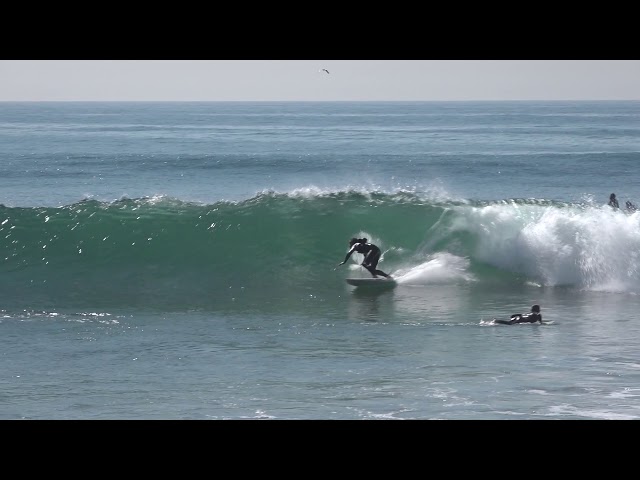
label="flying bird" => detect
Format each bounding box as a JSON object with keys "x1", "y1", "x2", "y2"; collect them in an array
[{"x1": 320, "y1": 68, "x2": 330, "y2": 74}]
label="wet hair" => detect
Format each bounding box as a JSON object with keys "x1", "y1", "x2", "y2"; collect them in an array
[
  {"x1": 610, "y1": 193, "x2": 616, "y2": 199},
  {"x1": 349, "y1": 237, "x2": 368, "y2": 246},
  {"x1": 531, "y1": 304, "x2": 540, "y2": 313}
]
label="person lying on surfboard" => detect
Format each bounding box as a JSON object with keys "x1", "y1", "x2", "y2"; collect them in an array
[
  {"x1": 495, "y1": 305, "x2": 542, "y2": 325},
  {"x1": 336, "y1": 237, "x2": 391, "y2": 278}
]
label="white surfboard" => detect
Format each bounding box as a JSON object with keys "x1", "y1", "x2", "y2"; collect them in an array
[{"x1": 345, "y1": 277, "x2": 397, "y2": 287}]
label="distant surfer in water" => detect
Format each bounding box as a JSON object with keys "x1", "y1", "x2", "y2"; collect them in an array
[
  {"x1": 337, "y1": 237, "x2": 391, "y2": 278},
  {"x1": 609, "y1": 193, "x2": 619, "y2": 209},
  {"x1": 495, "y1": 305, "x2": 542, "y2": 325}
]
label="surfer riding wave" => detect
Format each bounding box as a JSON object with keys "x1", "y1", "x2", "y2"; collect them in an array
[{"x1": 336, "y1": 237, "x2": 391, "y2": 278}]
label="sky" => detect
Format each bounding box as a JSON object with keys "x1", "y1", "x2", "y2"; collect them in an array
[{"x1": 0, "y1": 60, "x2": 639, "y2": 101}]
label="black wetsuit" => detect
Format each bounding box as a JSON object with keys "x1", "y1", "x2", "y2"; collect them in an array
[
  {"x1": 343, "y1": 242, "x2": 390, "y2": 278},
  {"x1": 495, "y1": 312, "x2": 542, "y2": 325}
]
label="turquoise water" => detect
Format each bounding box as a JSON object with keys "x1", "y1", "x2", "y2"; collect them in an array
[{"x1": 2, "y1": 101, "x2": 640, "y2": 419}]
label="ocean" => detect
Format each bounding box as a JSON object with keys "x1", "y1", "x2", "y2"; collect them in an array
[{"x1": 2, "y1": 100, "x2": 640, "y2": 420}]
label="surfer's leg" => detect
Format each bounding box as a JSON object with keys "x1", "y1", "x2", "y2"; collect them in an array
[
  {"x1": 365, "y1": 251, "x2": 384, "y2": 277},
  {"x1": 362, "y1": 263, "x2": 378, "y2": 277}
]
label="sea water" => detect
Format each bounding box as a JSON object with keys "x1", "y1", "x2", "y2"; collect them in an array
[{"x1": 2, "y1": 101, "x2": 640, "y2": 419}]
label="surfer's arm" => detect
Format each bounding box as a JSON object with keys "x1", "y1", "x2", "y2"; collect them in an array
[{"x1": 338, "y1": 246, "x2": 356, "y2": 265}]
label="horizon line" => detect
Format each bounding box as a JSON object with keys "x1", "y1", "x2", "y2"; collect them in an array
[{"x1": 1, "y1": 99, "x2": 639, "y2": 103}]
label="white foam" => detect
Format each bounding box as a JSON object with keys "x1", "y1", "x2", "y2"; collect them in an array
[
  {"x1": 451, "y1": 202, "x2": 640, "y2": 292},
  {"x1": 394, "y1": 252, "x2": 474, "y2": 285}
]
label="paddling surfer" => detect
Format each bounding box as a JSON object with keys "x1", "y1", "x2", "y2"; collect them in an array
[{"x1": 494, "y1": 305, "x2": 542, "y2": 325}]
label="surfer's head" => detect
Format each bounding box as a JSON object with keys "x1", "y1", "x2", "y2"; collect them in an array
[
  {"x1": 610, "y1": 193, "x2": 616, "y2": 200},
  {"x1": 531, "y1": 304, "x2": 540, "y2": 313}
]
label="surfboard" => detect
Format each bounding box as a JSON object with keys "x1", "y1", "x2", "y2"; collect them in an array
[
  {"x1": 493, "y1": 319, "x2": 513, "y2": 325},
  {"x1": 345, "y1": 278, "x2": 397, "y2": 287}
]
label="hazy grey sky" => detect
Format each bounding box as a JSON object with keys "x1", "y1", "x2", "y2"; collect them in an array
[{"x1": 1, "y1": 60, "x2": 639, "y2": 101}]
